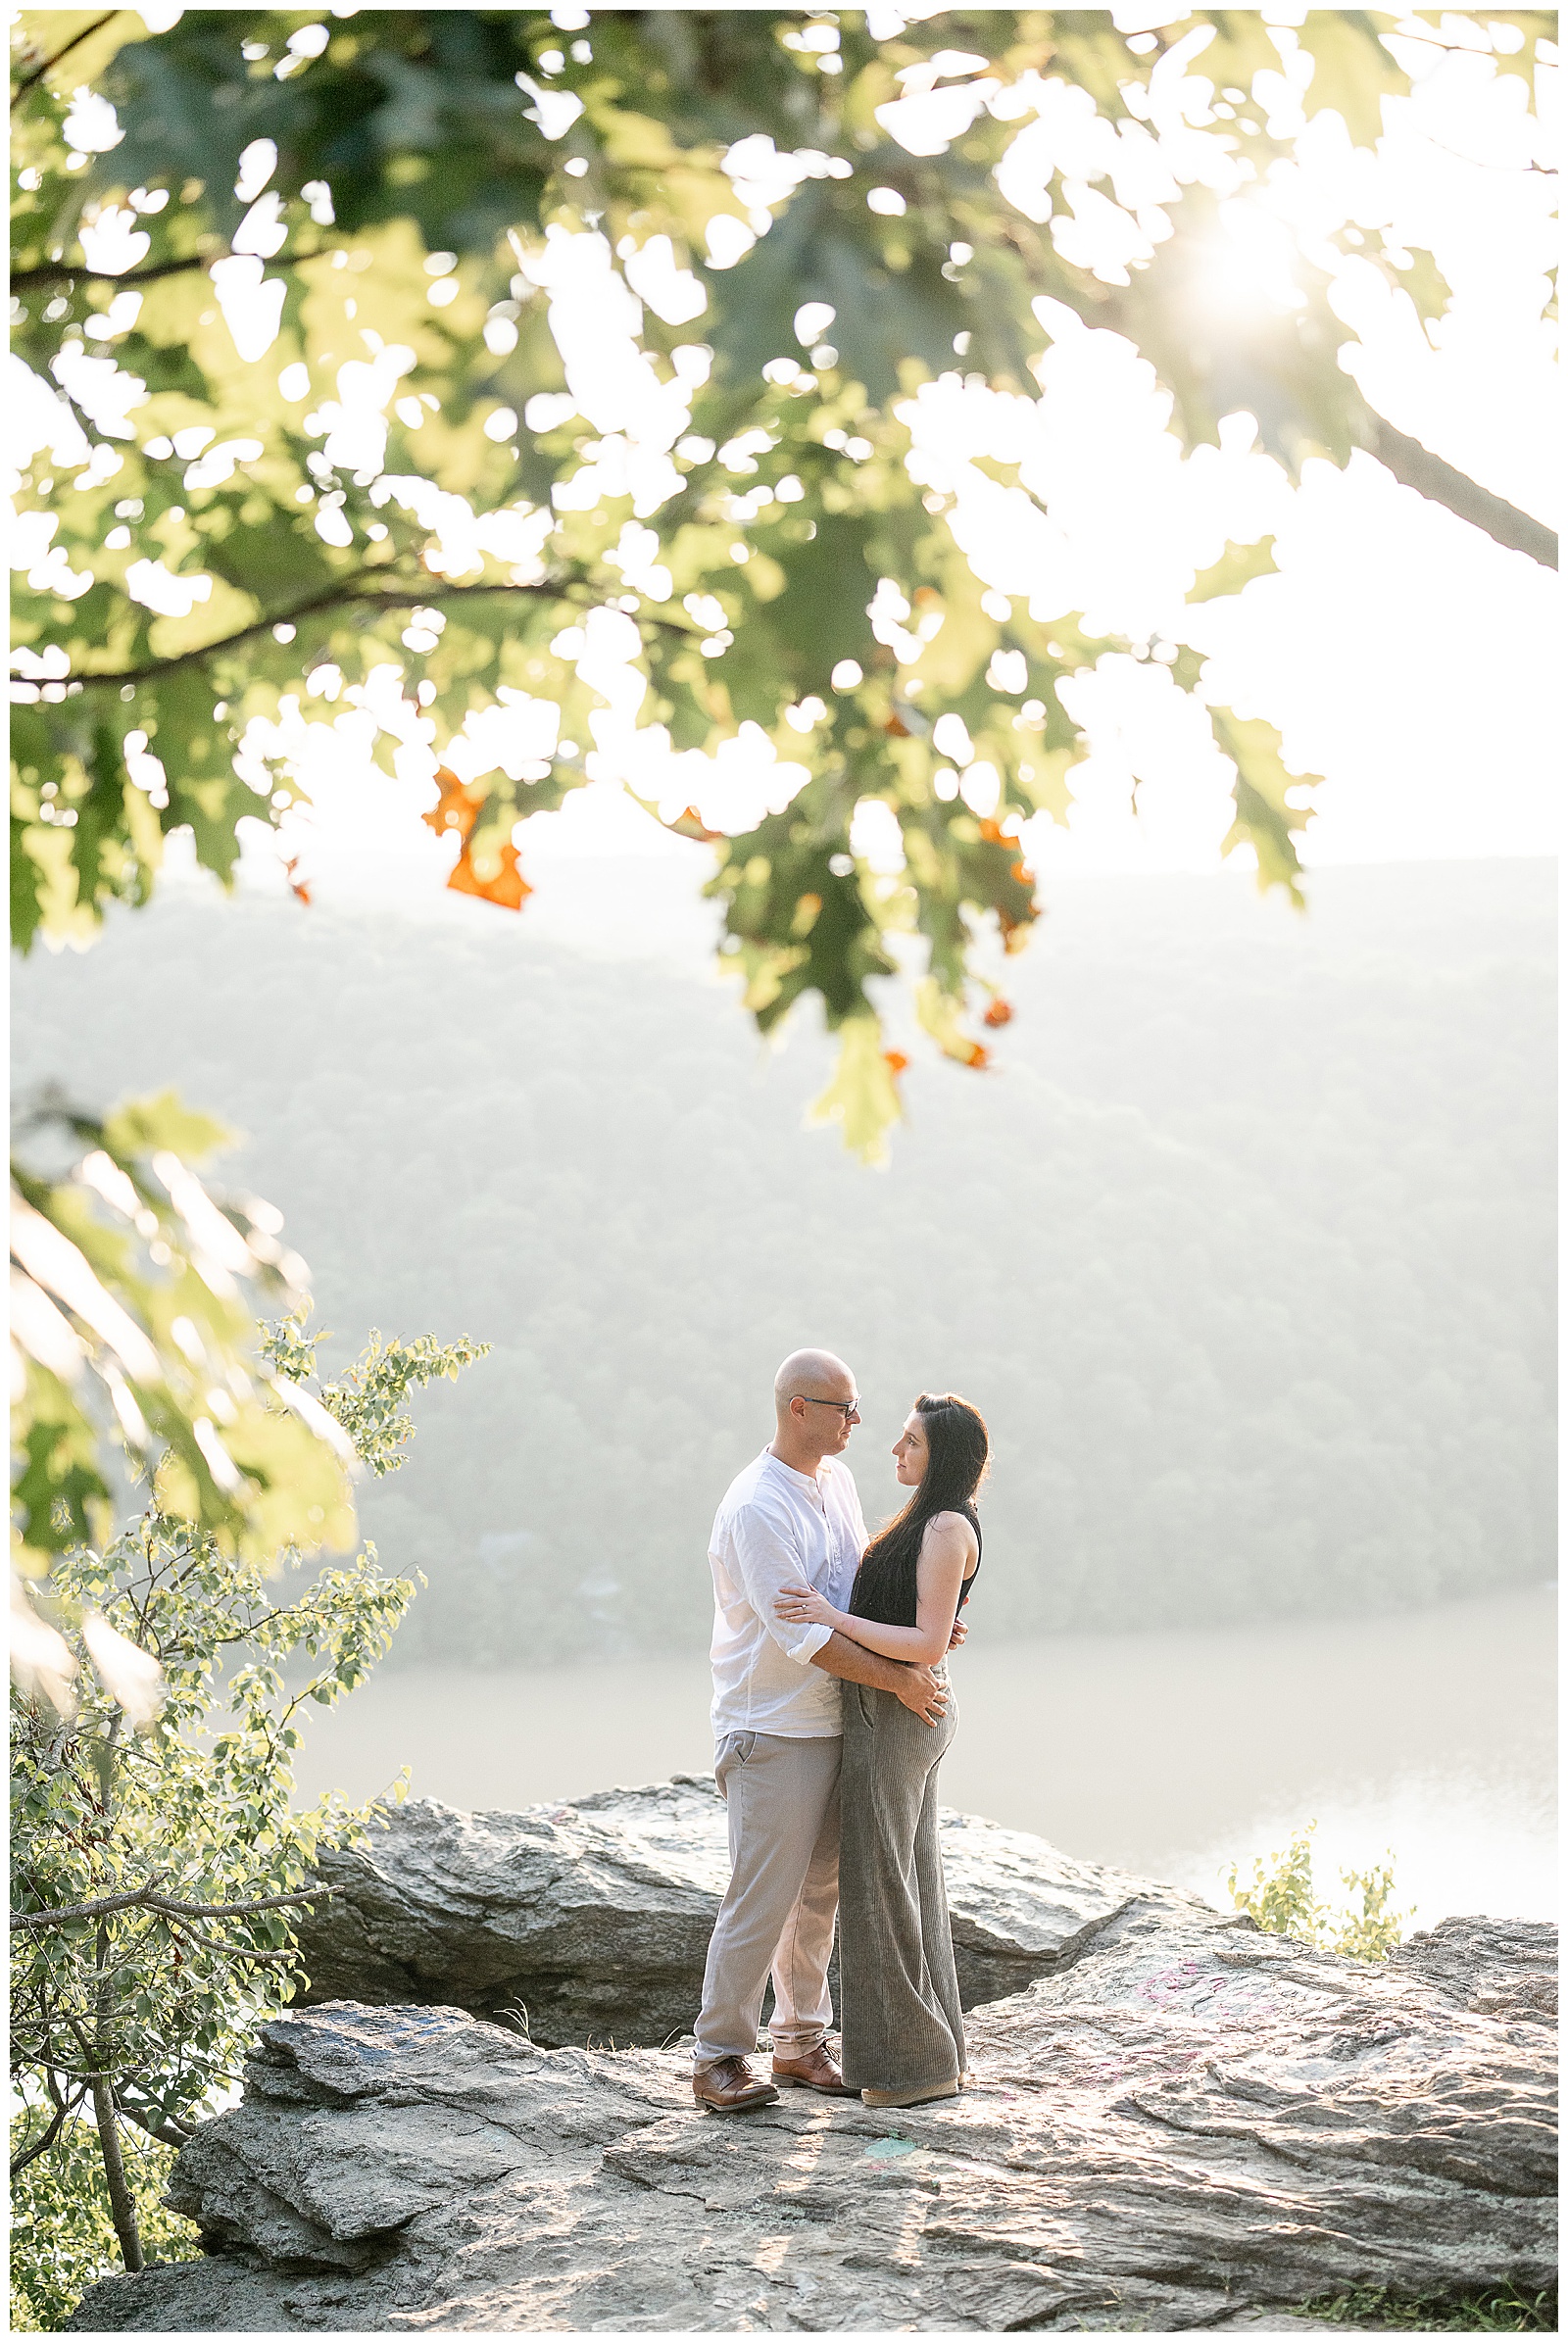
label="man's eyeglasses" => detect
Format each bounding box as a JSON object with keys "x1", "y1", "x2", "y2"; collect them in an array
[{"x1": 792, "y1": 1395, "x2": 860, "y2": 1422}]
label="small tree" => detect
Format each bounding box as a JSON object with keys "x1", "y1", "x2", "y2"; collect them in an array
[
  {"x1": 9, "y1": 1314, "x2": 485, "y2": 2281},
  {"x1": 1225, "y1": 1820, "x2": 1413, "y2": 1961}
]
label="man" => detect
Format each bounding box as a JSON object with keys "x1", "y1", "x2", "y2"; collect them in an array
[{"x1": 692, "y1": 1347, "x2": 950, "y2": 2113}]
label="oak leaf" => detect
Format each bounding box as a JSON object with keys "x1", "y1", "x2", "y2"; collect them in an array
[
  {"x1": 421, "y1": 767, "x2": 486, "y2": 846},
  {"x1": 447, "y1": 842, "x2": 532, "y2": 911}
]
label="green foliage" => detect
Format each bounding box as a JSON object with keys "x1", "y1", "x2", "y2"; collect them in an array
[
  {"x1": 9, "y1": 1321, "x2": 483, "y2": 2293},
  {"x1": 261, "y1": 1311, "x2": 487, "y2": 1479},
  {"x1": 1297, "y1": 2282, "x2": 1558, "y2": 2332},
  {"x1": 9, "y1": 1088, "x2": 355, "y2": 1574},
  {"x1": 10, "y1": 2114, "x2": 197, "y2": 2333},
  {"x1": 1225, "y1": 1821, "x2": 1413, "y2": 1960},
  {"x1": 14, "y1": 8, "x2": 1548, "y2": 1151},
  {"x1": 1330, "y1": 1853, "x2": 1412, "y2": 1964}
]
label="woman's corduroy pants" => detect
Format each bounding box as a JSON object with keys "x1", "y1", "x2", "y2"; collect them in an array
[{"x1": 837, "y1": 1678, "x2": 965, "y2": 2094}]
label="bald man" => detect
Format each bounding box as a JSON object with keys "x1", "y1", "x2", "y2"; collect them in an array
[{"x1": 692, "y1": 1347, "x2": 949, "y2": 2112}]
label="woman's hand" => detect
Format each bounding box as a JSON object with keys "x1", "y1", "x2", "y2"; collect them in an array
[{"x1": 775, "y1": 1582, "x2": 841, "y2": 1631}]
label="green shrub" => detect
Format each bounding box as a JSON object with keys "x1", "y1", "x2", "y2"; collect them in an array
[
  {"x1": 1225, "y1": 1822, "x2": 1413, "y2": 1959},
  {"x1": 9, "y1": 2115, "x2": 197, "y2": 2332}
]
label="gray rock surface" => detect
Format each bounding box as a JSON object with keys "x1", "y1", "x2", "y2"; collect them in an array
[
  {"x1": 74, "y1": 1910, "x2": 1555, "y2": 2333},
  {"x1": 1391, "y1": 1914, "x2": 1557, "y2": 2027},
  {"x1": 294, "y1": 1778, "x2": 1215, "y2": 2043}
]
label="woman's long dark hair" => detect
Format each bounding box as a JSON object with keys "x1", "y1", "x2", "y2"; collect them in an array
[{"x1": 848, "y1": 1393, "x2": 990, "y2": 1629}]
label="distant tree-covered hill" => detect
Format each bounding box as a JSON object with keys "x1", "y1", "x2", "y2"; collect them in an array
[{"x1": 12, "y1": 857, "x2": 1553, "y2": 1664}]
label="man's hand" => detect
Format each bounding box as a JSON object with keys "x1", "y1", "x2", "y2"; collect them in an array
[
  {"x1": 891, "y1": 1661, "x2": 948, "y2": 1726},
  {"x1": 809, "y1": 1632, "x2": 946, "y2": 1724},
  {"x1": 948, "y1": 1616, "x2": 967, "y2": 1651}
]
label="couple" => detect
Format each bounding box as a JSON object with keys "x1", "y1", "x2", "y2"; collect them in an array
[{"x1": 692, "y1": 1346, "x2": 988, "y2": 2114}]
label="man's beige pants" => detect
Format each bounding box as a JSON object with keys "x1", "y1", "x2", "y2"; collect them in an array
[{"x1": 693, "y1": 1730, "x2": 841, "y2": 2071}]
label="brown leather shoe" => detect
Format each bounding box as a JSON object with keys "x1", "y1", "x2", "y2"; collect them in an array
[
  {"x1": 771, "y1": 2043, "x2": 856, "y2": 2096},
  {"x1": 692, "y1": 2056, "x2": 779, "y2": 2113}
]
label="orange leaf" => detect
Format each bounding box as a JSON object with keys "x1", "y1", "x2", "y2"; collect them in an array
[
  {"x1": 982, "y1": 998, "x2": 1013, "y2": 1029},
  {"x1": 447, "y1": 841, "x2": 533, "y2": 911},
  {"x1": 883, "y1": 1049, "x2": 909, "y2": 1076},
  {"x1": 665, "y1": 804, "x2": 724, "y2": 844},
  {"x1": 422, "y1": 766, "x2": 486, "y2": 845}
]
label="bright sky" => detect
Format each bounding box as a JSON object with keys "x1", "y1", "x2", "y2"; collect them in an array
[{"x1": 195, "y1": 20, "x2": 1555, "y2": 920}]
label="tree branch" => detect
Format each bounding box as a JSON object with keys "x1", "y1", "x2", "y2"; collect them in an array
[
  {"x1": 9, "y1": 2097, "x2": 72, "y2": 2178},
  {"x1": 117, "y1": 2101, "x2": 195, "y2": 2150},
  {"x1": 67, "y1": 576, "x2": 690, "y2": 689},
  {"x1": 1371, "y1": 415, "x2": 1557, "y2": 569},
  {"x1": 66, "y1": 573, "x2": 532, "y2": 687},
  {"x1": 1414, "y1": 130, "x2": 1554, "y2": 177},
  {"x1": 147, "y1": 1885, "x2": 333, "y2": 1920},
  {"x1": 10, "y1": 1874, "x2": 170, "y2": 1928},
  {"x1": 13, "y1": 242, "x2": 325, "y2": 295},
  {"x1": 12, "y1": 11, "x2": 121, "y2": 104},
  {"x1": 11, "y1": 1878, "x2": 332, "y2": 1928}
]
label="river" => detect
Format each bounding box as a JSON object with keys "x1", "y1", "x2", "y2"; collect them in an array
[{"x1": 293, "y1": 1583, "x2": 1556, "y2": 1932}]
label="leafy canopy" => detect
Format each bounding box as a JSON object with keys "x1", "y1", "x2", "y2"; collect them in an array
[
  {"x1": 10, "y1": 8, "x2": 1554, "y2": 1153},
  {"x1": 10, "y1": 1088, "x2": 357, "y2": 1574}
]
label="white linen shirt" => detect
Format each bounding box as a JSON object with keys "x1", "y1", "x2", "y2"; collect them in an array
[{"x1": 709, "y1": 1448, "x2": 867, "y2": 1739}]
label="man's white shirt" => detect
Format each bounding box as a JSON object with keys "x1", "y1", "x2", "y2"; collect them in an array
[{"x1": 709, "y1": 1448, "x2": 867, "y2": 1738}]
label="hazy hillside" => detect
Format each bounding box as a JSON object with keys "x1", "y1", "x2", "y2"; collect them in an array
[{"x1": 12, "y1": 856, "x2": 1553, "y2": 1664}]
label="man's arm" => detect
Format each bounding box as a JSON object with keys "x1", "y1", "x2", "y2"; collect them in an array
[{"x1": 810, "y1": 1632, "x2": 947, "y2": 1725}]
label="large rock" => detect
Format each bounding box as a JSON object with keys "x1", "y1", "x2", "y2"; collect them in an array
[
  {"x1": 1392, "y1": 1915, "x2": 1557, "y2": 2027},
  {"x1": 293, "y1": 1778, "x2": 1216, "y2": 2044},
  {"x1": 73, "y1": 1910, "x2": 1555, "y2": 2333}
]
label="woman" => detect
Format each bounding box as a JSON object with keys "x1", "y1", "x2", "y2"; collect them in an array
[{"x1": 775, "y1": 1391, "x2": 987, "y2": 2109}]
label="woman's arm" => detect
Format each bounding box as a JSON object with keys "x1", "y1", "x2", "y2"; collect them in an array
[
  {"x1": 775, "y1": 1516, "x2": 974, "y2": 1665},
  {"x1": 808, "y1": 1632, "x2": 949, "y2": 1724}
]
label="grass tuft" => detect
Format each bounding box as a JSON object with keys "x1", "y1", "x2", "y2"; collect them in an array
[{"x1": 1298, "y1": 2282, "x2": 1556, "y2": 2331}]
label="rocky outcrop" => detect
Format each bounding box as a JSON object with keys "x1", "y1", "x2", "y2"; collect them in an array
[
  {"x1": 74, "y1": 1910, "x2": 1555, "y2": 2333},
  {"x1": 1392, "y1": 1914, "x2": 1557, "y2": 2027},
  {"x1": 293, "y1": 1779, "x2": 1217, "y2": 2044}
]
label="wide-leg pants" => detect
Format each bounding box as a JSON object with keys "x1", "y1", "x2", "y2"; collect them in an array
[
  {"x1": 692, "y1": 1730, "x2": 842, "y2": 2071},
  {"x1": 838, "y1": 1678, "x2": 965, "y2": 2095}
]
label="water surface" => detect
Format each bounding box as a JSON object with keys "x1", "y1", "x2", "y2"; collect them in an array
[{"x1": 294, "y1": 1583, "x2": 1555, "y2": 1931}]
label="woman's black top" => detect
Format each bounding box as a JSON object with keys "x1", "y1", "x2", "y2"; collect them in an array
[
  {"x1": 957, "y1": 1506, "x2": 982, "y2": 1609},
  {"x1": 849, "y1": 1503, "x2": 981, "y2": 1627}
]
